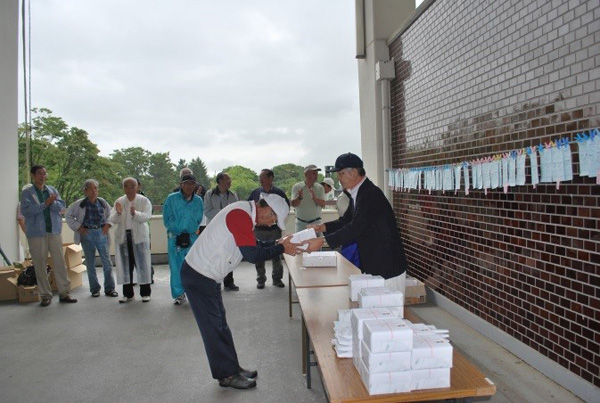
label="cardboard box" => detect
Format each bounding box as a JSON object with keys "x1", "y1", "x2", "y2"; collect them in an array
[
  {"x1": 302, "y1": 251, "x2": 337, "y2": 267},
  {"x1": 7, "y1": 277, "x2": 40, "y2": 303},
  {"x1": 0, "y1": 266, "x2": 17, "y2": 301},
  {"x1": 363, "y1": 318, "x2": 413, "y2": 353},
  {"x1": 349, "y1": 274, "x2": 385, "y2": 302},
  {"x1": 49, "y1": 263, "x2": 86, "y2": 291},
  {"x1": 63, "y1": 243, "x2": 83, "y2": 269},
  {"x1": 405, "y1": 277, "x2": 426, "y2": 305}
]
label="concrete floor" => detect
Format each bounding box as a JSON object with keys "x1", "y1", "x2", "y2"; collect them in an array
[{"x1": 0, "y1": 263, "x2": 582, "y2": 403}]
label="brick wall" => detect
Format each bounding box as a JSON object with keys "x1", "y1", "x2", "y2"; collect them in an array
[{"x1": 389, "y1": 0, "x2": 599, "y2": 387}]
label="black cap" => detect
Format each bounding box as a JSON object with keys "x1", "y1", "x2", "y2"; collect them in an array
[
  {"x1": 331, "y1": 152, "x2": 363, "y2": 172},
  {"x1": 180, "y1": 174, "x2": 197, "y2": 183}
]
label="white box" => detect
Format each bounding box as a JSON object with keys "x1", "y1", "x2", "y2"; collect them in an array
[
  {"x1": 351, "y1": 308, "x2": 396, "y2": 340},
  {"x1": 291, "y1": 228, "x2": 317, "y2": 250},
  {"x1": 302, "y1": 251, "x2": 337, "y2": 267},
  {"x1": 361, "y1": 339, "x2": 411, "y2": 373},
  {"x1": 358, "y1": 357, "x2": 412, "y2": 395},
  {"x1": 358, "y1": 286, "x2": 404, "y2": 309},
  {"x1": 363, "y1": 318, "x2": 413, "y2": 353},
  {"x1": 411, "y1": 368, "x2": 451, "y2": 390},
  {"x1": 337, "y1": 309, "x2": 353, "y2": 322},
  {"x1": 411, "y1": 335, "x2": 453, "y2": 369},
  {"x1": 349, "y1": 274, "x2": 385, "y2": 301}
]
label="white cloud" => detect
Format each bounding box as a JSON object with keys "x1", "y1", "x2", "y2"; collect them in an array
[{"x1": 21, "y1": 0, "x2": 361, "y2": 175}]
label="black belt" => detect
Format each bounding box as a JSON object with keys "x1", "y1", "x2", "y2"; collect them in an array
[
  {"x1": 83, "y1": 225, "x2": 102, "y2": 229},
  {"x1": 296, "y1": 217, "x2": 321, "y2": 224}
]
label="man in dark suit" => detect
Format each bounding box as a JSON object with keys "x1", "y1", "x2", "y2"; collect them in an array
[{"x1": 303, "y1": 152, "x2": 408, "y2": 294}]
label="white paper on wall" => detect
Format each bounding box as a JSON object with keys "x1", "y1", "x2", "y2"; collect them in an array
[
  {"x1": 528, "y1": 148, "x2": 539, "y2": 187},
  {"x1": 490, "y1": 159, "x2": 499, "y2": 189},
  {"x1": 476, "y1": 162, "x2": 483, "y2": 189},
  {"x1": 577, "y1": 141, "x2": 590, "y2": 177},
  {"x1": 482, "y1": 160, "x2": 491, "y2": 190},
  {"x1": 590, "y1": 136, "x2": 600, "y2": 178},
  {"x1": 463, "y1": 164, "x2": 470, "y2": 195},
  {"x1": 516, "y1": 152, "x2": 526, "y2": 186},
  {"x1": 562, "y1": 142, "x2": 573, "y2": 181},
  {"x1": 540, "y1": 147, "x2": 552, "y2": 182},
  {"x1": 508, "y1": 154, "x2": 516, "y2": 186},
  {"x1": 501, "y1": 156, "x2": 509, "y2": 192},
  {"x1": 454, "y1": 165, "x2": 461, "y2": 193},
  {"x1": 551, "y1": 145, "x2": 564, "y2": 184}
]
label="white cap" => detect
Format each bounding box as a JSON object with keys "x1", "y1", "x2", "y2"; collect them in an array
[
  {"x1": 261, "y1": 193, "x2": 290, "y2": 230},
  {"x1": 321, "y1": 177, "x2": 335, "y2": 189},
  {"x1": 303, "y1": 164, "x2": 321, "y2": 174}
]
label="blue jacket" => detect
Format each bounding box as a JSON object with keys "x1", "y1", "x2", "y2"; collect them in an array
[
  {"x1": 162, "y1": 191, "x2": 204, "y2": 237},
  {"x1": 21, "y1": 184, "x2": 65, "y2": 237}
]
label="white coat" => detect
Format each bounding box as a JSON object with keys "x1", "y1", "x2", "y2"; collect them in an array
[{"x1": 108, "y1": 194, "x2": 152, "y2": 285}]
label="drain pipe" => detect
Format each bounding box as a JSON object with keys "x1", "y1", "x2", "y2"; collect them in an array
[{"x1": 376, "y1": 59, "x2": 395, "y2": 202}]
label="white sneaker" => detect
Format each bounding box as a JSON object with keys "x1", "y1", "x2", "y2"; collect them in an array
[
  {"x1": 142, "y1": 296, "x2": 151, "y2": 303},
  {"x1": 119, "y1": 296, "x2": 134, "y2": 303},
  {"x1": 174, "y1": 294, "x2": 186, "y2": 305}
]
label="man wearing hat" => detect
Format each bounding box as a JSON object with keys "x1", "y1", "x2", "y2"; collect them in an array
[
  {"x1": 162, "y1": 174, "x2": 204, "y2": 305},
  {"x1": 303, "y1": 152, "x2": 409, "y2": 294},
  {"x1": 291, "y1": 165, "x2": 326, "y2": 232},
  {"x1": 181, "y1": 194, "x2": 301, "y2": 390},
  {"x1": 321, "y1": 177, "x2": 337, "y2": 210}
]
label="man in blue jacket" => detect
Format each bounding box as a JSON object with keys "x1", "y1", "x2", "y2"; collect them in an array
[
  {"x1": 304, "y1": 153, "x2": 408, "y2": 295},
  {"x1": 163, "y1": 174, "x2": 204, "y2": 305},
  {"x1": 21, "y1": 165, "x2": 77, "y2": 307}
]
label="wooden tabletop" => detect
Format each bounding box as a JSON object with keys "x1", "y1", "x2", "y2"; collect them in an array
[
  {"x1": 284, "y1": 252, "x2": 361, "y2": 289},
  {"x1": 297, "y1": 286, "x2": 496, "y2": 403}
]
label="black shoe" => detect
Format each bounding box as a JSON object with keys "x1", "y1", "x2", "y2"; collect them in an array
[
  {"x1": 218, "y1": 373, "x2": 256, "y2": 389},
  {"x1": 105, "y1": 290, "x2": 119, "y2": 297},
  {"x1": 59, "y1": 295, "x2": 78, "y2": 303},
  {"x1": 239, "y1": 367, "x2": 258, "y2": 379},
  {"x1": 257, "y1": 283, "x2": 265, "y2": 289},
  {"x1": 224, "y1": 283, "x2": 240, "y2": 291},
  {"x1": 92, "y1": 291, "x2": 100, "y2": 297},
  {"x1": 273, "y1": 280, "x2": 285, "y2": 288},
  {"x1": 40, "y1": 297, "x2": 52, "y2": 307}
]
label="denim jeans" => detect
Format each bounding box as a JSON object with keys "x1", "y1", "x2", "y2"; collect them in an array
[{"x1": 80, "y1": 228, "x2": 115, "y2": 293}]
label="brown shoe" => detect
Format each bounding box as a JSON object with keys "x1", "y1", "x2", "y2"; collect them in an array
[
  {"x1": 218, "y1": 373, "x2": 256, "y2": 389},
  {"x1": 59, "y1": 295, "x2": 78, "y2": 303}
]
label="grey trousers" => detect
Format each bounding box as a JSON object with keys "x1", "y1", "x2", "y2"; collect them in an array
[
  {"x1": 28, "y1": 233, "x2": 70, "y2": 298},
  {"x1": 254, "y1": 226, "x2": 283, "y2": 283}
]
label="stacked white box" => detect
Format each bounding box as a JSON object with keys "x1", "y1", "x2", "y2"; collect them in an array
[
  {"x1": 358, "y1": 286, "x2": 404, "y2": 312},
  {"x1": 411, "y1": 368, "x2": 451, "y2": 390},
  {"x1": 302, "y1": 251, "x2": 337, "y2": 267},
  {"x1": 350, "y1": 307, "x2": 397, "y2": 365},
  {"x1": 357, "y1": 356, "x2": 412, "y2": 394},
  {"x1": 348, "y1": 274, "x2": 385, "y2": 302},
  {"x1": 361, "y1": 339, "x2": 411, "y2": 373},
  {"x1": 411, "y1": 334, "x2": 453, "y2": 370},
  {"x1": 363, "y1": 318, "x2": 413, "y2": 353}
]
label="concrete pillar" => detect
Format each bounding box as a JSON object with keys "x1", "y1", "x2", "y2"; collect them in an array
[{"x1": 0, "y1": 0, "x2": 20, "y2": 264}]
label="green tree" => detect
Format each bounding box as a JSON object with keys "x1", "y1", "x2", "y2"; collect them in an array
[
  {"x1": 188, "y1": 157, "x2": 210, "y2": 188},
  {"x1": 18, "y1": 108, "x2": 122, "y2": 205},
  {"x1": 144, "y1": 152, "x2": 177, "y2": 205},
  {"x1": 272, "y1": 163, "x2": 305, "y2": 198},
  {"x1": 222, "y1": 165, "x2": 259, "y2": 201},
  {"x1": 110, "y1": 147, "x2": 152, "y2": 181}
]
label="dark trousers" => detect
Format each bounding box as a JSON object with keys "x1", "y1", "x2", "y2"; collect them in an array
[
  {"x1": 223, "y1": 271, "x2": 235, "y2": 287},
  {"x1": 254, "y1": 226, "x2": 283, "y2": 283},
  {"x1": 123, "y1": 230, "x2": 151, "y2": 298},
  {"x1": 181, "y1": 260, "x2": 239, "y2": 379}
]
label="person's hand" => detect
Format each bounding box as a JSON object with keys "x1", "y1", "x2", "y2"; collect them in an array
[
  {"x1": 280, "y1": 235, "x2": 303, "y2": 256},
  {"x1": 78, "y1": 226, "x2": 88, "y2": 236},
  {"x1": 302, "y1": 237, "x2": 325, "y2": 253},
  {"x1": 307, "y1": 223, "x2": 326, "y2": 233},
  {"x1": 45, "y1": 193, "x2": 58, "y2": 206},
  {"x1": 115, "y1": 203, "x2": 123, "y2": 215},
  {"x1": 102, "y1": 224, "x2": 110, "y2": 235},
  {"x1": 130, "y1": 205, "x2": 136, "y2": 216},
  {"x1": 297, "y1": 189, "x2": 304, "y2": 199}
]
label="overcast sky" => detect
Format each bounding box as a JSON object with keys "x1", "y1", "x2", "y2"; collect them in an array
[{"x1": 19, "y1": 0, "x2": 368, "y2": 175}]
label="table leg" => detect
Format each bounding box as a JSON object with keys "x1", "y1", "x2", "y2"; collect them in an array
[
  {"x1": 304, "y1": 317, "x2": 312, "y2": 389},
  {"x1": 302, "y1": 316, "x2": 307, "y2": 374}
]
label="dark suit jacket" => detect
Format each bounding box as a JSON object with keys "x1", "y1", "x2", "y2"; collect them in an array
[{"x1": 324, "y1": 177, "x2": 408, "y2": 279}]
